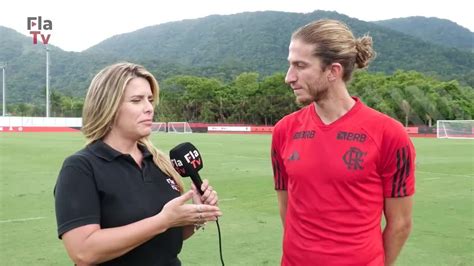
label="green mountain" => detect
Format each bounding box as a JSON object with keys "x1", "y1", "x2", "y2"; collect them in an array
[
  {"x1": 373, "y1": 16, "x2": 473, "y2": 52},
  {"x1": 1, "y1": 11, "x2": 473, "y2": 104},
  {"x1": 0, "y1": 26, "x2": 120, "y2": 103},
  {"x1": 86, "y1": 11, "x2": 474, "y2": 78}
]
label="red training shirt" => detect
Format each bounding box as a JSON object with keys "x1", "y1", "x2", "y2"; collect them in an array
[{"x1": 271, "y1": 97, "x2": 415, "y2": 266}]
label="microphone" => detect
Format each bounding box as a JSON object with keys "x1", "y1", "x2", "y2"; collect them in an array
[
  {"x1": 170, "y1": 142, "x2": 226, "y2": 266},
  {"x1": 169, "y1": 142, "x2": 204, "y2": 195}
]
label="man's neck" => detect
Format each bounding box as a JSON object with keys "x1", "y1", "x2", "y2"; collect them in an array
[{"x1": 314, "y1": 89, "x2": 355, "y2": 125}]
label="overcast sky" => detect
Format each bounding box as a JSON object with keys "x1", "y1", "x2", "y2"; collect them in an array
[{"x1": 2, "y1": 0, "x2": 472, "y2": 52}]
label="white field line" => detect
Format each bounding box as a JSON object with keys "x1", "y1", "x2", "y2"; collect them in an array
[
  {"x1": 0, "y1": 216, "x2": 46, "y2": 223},
  {"x1": 219, "y1": 197, "x2": 237, "y2": 202},
  {"x1": 417, "y1": 170, "x2": 473, "y2": 178}
]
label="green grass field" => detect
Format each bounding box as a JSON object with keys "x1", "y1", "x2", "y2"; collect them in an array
[{"x1": 0, "y1": 133, "x2": 473, "y2": 265}]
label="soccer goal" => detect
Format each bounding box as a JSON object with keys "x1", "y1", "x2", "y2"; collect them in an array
[
  {"x1": 151, "y1": 122, "x2": 167, "y2": 133},
  {"x1": 167, "y1": 122, "x2": 193, "y2": 134},
  {"x1": 436, "y1": 120, "x2": 474, "y2": 139}
]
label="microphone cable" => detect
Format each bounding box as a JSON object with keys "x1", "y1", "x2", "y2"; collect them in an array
[{"x1": 215, "y1": 218, "x2": 225, "y2": 266}]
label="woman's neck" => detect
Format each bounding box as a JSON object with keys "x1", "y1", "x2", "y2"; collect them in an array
[{"x1": 103, "y1": 132, "x2": 139, "y2": 155}]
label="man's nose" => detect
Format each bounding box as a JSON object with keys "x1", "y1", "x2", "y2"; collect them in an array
[{"x1": 285, "y1": 67, "x2": 296, "y2": 84}]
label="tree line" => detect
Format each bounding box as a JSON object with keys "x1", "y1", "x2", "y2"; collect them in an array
[{"x1": 5, "y1": 70, "x2": 473, "y2": 126}]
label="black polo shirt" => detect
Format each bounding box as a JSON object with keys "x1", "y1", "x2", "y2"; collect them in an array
[{"x1": 54, "y1": 140, "x2": 182, "y2": 266}]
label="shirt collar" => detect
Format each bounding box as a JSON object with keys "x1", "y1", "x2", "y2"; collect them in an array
[
  {"x1": 88, "y1": 140, "x2": 122, "y2": 161},
  {"x1": 138, "y1": 143, "x2": 153, "y2": 159},
  {"x1": 87, "y1": 140, "x2": 153, "y2": 161}
]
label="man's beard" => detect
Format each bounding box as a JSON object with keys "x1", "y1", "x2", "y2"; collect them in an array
[{"x1": 295, "y1": 84, "x2": 329, "y2": 105}]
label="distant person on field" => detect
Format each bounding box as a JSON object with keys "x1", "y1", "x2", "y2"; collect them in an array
[
  {"x1": 54, "y1": 62, "x2": 222, "y2": 265},
  {"x1": 271, "y1": 19, "x2": 415, "y2": 266}
]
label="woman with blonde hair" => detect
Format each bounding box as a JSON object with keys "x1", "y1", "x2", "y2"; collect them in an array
[{"x1": 54, "y1": 62, "x2": 221, "y2": 265}]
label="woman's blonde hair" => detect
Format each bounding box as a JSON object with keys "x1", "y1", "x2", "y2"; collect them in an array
[
  {"x1": 82, "y1": 62, "x2": 184, "y2": 192},
  {"x1": 292, "y1": 19, "x2": 376, "y2": 82}
]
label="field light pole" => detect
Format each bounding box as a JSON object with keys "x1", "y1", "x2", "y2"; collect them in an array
[
  {"x1": 0, "y1": 62, "x2": 6, "y2": 117},
  {"x1": 45, "y1": 45, "x2": 50, "y2": 117}
]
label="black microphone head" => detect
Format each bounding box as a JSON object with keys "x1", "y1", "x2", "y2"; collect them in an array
[{"x1": 169, "y1": 142, "x2": 203, "y2": 177}]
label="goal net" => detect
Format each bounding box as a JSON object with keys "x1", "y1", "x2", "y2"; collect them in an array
[
  {"x1": 151, "y1": 122, "x2": 167, "y2": 133},
  {"x1": 436, "y1": 120, "x2": 474, "y2": 139},
  {"x1": 167, "y1": 122, "x2": 193, "y2": 134}
]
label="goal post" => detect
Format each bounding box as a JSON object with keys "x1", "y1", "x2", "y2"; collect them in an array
[
  {"x1": 151, "y1": 122, "x2": 167, "y2": 133},
  {"x1": 436, "y1": 120, "x2": 474, "y2": 139},
  {"x1": 167, "y1": 122, "x2": 193, "y2": 134}
]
